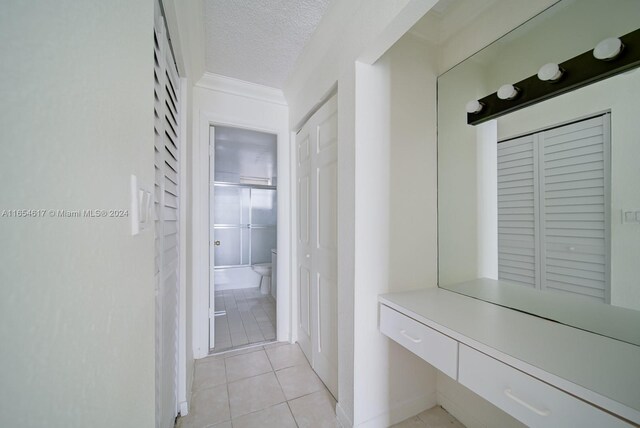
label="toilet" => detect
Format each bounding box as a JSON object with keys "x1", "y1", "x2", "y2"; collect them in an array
[{"x1": 252, "y1": 263, "x2": 272, "y2": 295}]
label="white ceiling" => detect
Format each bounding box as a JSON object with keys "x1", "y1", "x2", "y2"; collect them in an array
[
  {"x1": 203, "y1": 0, "x2": 331, "y2": 89},
  {"x1": 214, "y1": 126, "x2": 277, "y2": 181}
]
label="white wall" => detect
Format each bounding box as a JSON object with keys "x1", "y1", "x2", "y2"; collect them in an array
[
  {"x1": 352, "y1": 33, "x2": 440, "y2": 427},
  {"x1": 284, "y1": 1, "x2": 439, "y2": 426},
  {"x1": 0, "y1": 1, "x2": 156, "y2": 427},
  {"x1": 191, "y1": 75, "x2": 290, "y2": 358}
]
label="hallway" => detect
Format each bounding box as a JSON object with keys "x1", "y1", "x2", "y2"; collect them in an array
[
  {"x1": 176, "y1": 343, "x2": 339, "y2": 427},
  {"x1": 177, "y1": 342, "x2": 464, "y2": 428}
]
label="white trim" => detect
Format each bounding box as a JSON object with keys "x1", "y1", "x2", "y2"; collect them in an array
[
  {"x1": 336, "y1": 401, "x2": 353, "y2": 428},
  {"x1": 193, "y1": 110, "x2": 292, "y2": 358},
  {"x1": 289, "y1": 130, "x2": 298, "y2": 344},
  {"x1": 178, "y1": 401, "x2": 189, "y2": 418},
  {"x1": 177, "y1": 77, "x2": 189, "y2": 415},
  {"x1": 196, "y1": 72, "x2": 287, "y2": 106},
  {"x1": 208, "y1": 125, "x2": 215, "y2": 348}
]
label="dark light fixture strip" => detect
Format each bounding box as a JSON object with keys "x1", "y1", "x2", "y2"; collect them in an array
[{"x1": 467, "y1": 28, "x2": 640, "y2": 126}]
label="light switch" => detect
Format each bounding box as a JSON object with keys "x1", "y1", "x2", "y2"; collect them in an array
[
  {"x1": 621, "y1": 209, "x2": 640, "y2": 224},
  {"x1": 624, "y1": 211, "x2": 635, "y2": 223},
  {"x1": 131, "y1": 174, "x2": 152, "y2": 235}
]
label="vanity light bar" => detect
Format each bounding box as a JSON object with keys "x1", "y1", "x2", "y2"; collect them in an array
[{"x1": 467, "y1": 27, "x2": 640, "y2": 126}]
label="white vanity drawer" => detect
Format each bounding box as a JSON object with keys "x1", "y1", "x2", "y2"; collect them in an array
[
  {"x1": 458, "y1": 344, "x2": 631, "y2": 427},
  {"x1": 379, "y1": 304, "x2": 458, "y2": 379}
]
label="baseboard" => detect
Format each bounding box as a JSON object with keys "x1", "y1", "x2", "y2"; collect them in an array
[
  {"x1": 355, "y1": 391, "x2": 437, "y2": 428},
  {"x1": 179, "y1": 400, "x2": 189, "y2": 417},
  {"x1": 336, "y1": 401, "x2": 353, "y2": 428}
]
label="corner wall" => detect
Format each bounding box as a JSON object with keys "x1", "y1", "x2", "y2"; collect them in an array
[
  {"x1": 284, "y1": 2, "x2": 438, "y2": 426},
  {"x1": 352, "y1": 33, "x2": 439, "y2": 427},
  {"x1": 0, "y1": 1, "x2": 156, "y2": 426}
]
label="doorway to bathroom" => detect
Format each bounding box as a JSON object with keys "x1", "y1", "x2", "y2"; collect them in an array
[{"x1": 209, "y1": 125, "x2": 278, "y2": 353}]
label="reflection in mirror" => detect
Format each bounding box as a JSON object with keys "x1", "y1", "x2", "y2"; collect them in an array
[{"x1": 437, "y1": 0, "x2": 640, "y2": 345}]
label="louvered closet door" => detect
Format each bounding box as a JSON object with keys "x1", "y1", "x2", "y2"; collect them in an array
[
  {"x1": 539, "y1": 115, "x2": 610, "y2": 302},
  {"x1": 497, "y1": 134, "x2": 539, "y2": 288},
  {"x1": 154, "y1": 13, "x2": 180, "y2": 428}
]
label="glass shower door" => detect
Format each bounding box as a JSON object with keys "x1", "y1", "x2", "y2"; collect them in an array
[
  {"x1": 212, "y1": 184, "x2": 277, "y2": 268},
  {"x1": 212, "y1": 185, "x2": 250, "y2": 267},
  {"x1": 250, "y1": 188, "x2": 277, "y2": 264}
]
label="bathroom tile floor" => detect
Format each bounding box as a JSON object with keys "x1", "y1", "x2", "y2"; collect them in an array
[
  {"x1": 177, "y1": 341, "x2": 465, "y2": 428},
  {"x1": 213, "y1": 288, "x2": 276, "y2": 352}
]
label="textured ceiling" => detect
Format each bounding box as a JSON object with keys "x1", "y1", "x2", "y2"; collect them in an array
[{"x1": 204, "y1": 0, "x2": 331, "y2": 89}]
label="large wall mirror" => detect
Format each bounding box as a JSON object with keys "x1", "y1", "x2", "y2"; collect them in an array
[{"x1": 438, "y1": 0, "x2": 640, "y2": 345}]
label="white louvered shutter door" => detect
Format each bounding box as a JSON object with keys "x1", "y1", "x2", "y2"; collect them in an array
[
  {"x1": 539, "y1": 115, "x2": 610, "y2": 302},
  {"x1": 498, "y1": 134, "x2": 539, "y2": 288},
  {"x1": 154, "y1": 13, "x2": 180, "y2": 428}
]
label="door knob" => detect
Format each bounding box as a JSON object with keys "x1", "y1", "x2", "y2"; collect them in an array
[
  {"x1": 306, "y1": 254, "x2": 310, "y2": 258},
  {"x1": 214, "y1": 240, "x2": 221, "y2": 246}
]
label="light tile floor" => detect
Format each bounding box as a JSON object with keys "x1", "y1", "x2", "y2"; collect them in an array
[
  {"x1": 392, "y1": 406, "x2": 465, "y2": 428},
  {"x1": 176, "y1": 342, "x2": 339, "y2": 428},
  {"x1": 213, "y1": 288, "x2": 276, "y2": 352},
  {"x1": 177, "y1": 341, "x2": 465, "y2": 428}
]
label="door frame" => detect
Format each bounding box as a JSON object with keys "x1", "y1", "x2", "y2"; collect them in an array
[{"x1": 193, "y1": 111, "x2": 293, "y2": 358}]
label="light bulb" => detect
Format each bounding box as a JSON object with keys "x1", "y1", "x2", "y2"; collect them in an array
[
  {"x1": 593, "y1": 37, "x2": 623, "y2": 60},
  {"x1": 537, "y1": 63, "x2": 564, "y2": 82},
  {"x1": 497, "y1": 84, "x2": 519, "y2": 100},
  {"x1": 465, "y1": 100, "x2": 484, "y2": 114}
]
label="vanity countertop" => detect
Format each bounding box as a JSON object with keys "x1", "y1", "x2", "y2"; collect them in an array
[{"x1": 379, "y1": 288, "x2": 640, "y2": 424}]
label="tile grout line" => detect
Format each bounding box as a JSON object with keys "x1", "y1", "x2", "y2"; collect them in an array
[
  {"x1": 267, "y1": 346, "x2": 300, "y2": 427},
  {"x1": 223, "y1": 357, "x2": 232, "y2": 426}
]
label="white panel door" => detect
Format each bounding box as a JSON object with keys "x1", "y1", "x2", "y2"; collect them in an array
[
  {"x1": 296, "y1": 120, "x2": 313, "y2": 360},
  {"x1": 296, "y1": 95, "x2": 338, "y2": 398},
  {"x1": 154, "y1": 11, "x2": 180, "y2": 428}
]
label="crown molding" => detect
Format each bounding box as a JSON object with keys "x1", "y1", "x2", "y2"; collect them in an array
[{"x1": 195, "y1": 72, "x2": 288, "y2": 106}]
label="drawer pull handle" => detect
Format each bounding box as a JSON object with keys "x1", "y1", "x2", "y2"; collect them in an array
[
  {"x1": 399, "y1": 330, "x2": 422, "y2": 343},
  {"x1": 504, "y1": 389, "x2": 551, "y2": 417}
]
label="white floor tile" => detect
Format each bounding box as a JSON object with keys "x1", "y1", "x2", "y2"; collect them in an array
[
  {"x1": 228, "y1": 372, "x2": 286, "y2": 418},
  {"x1": 225, "y1": 349, "x2": 272, "y2": 382},
  {"x1": 231, "y1": 402, "x2": 297, "y2": 428},
  {"x1": 276, "y1": 363, "x2": 324, "y2": 400},
  {"x1": 193, "y1": 357, "x2": 226, "y2": 391},
  {"x1": 265, "y1": 343, "x2": 308, "y2": 370},
  {"x1": 391, "y1": 416, "x2": 429, "y2": 427},
  {"x1": 178, "y1": 384, "x2": 230, "y2": 428},
  {"x1": 288, "y1": 389, "x2": 339, "y2": 428},
  {"x1": 417, "y1": 406, "x2": 465, "y2": 428}
]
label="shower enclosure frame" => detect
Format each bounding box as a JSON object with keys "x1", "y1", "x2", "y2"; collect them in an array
[{"x1": 212, "y1": 181, "x2": 277, "y2": 270}]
